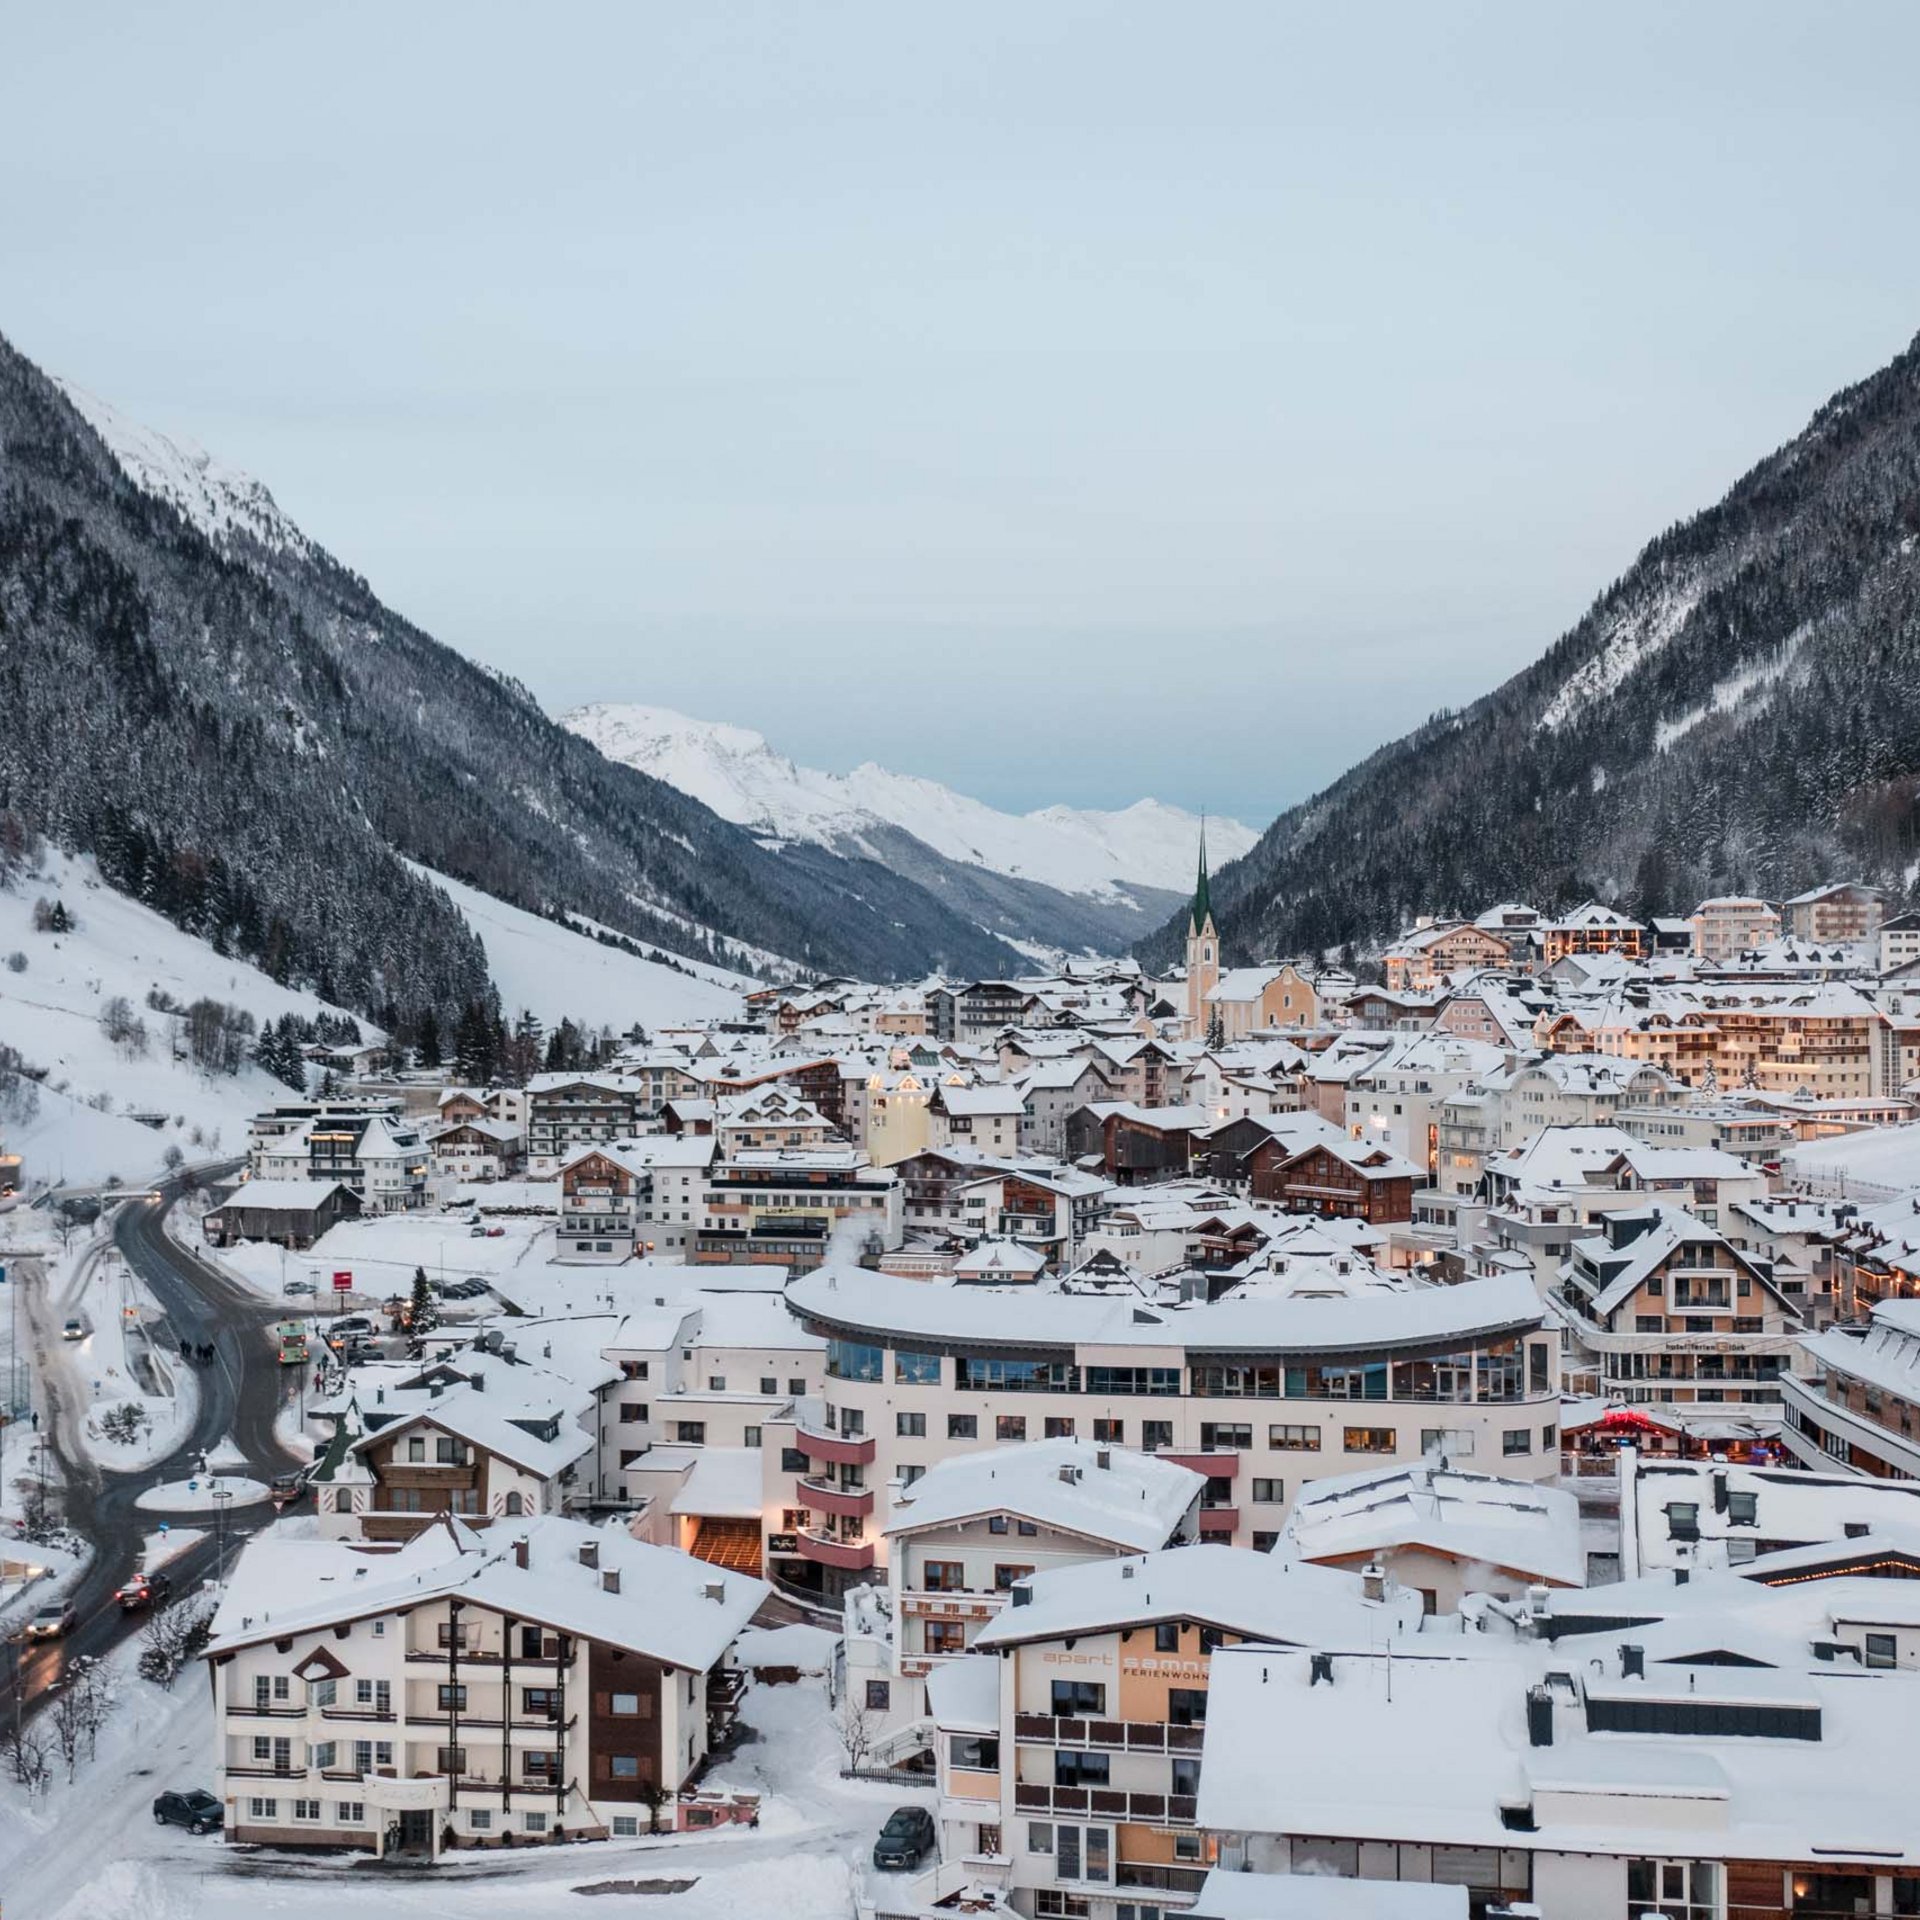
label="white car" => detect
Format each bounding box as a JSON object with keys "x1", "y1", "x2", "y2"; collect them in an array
[
  {"x1": 283, "y1": 1278, "x2": 317, "y2": 1296},
  {"x1": 61, "y1": 1318, "x2": 85, "y2": 1341}
]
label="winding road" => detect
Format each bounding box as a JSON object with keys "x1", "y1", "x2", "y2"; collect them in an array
[{"x1": 1, "y1": 1166, "x2": 304, "y2": 1723}]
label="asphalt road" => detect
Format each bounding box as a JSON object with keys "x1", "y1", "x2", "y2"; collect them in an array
[{"x1": 1, "y1": 1167, "x2": 305, "y2": 1724}]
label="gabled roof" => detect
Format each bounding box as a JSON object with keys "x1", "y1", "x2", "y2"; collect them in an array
[{"x1": 889, "y1": 1438, "x2": 1202, "y2": 1552}]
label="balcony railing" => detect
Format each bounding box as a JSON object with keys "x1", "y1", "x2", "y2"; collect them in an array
[
  {"x1": 1197, "y1": 1507, "x2": 1239, "y2": 1534},
  {"x1": 1162, "y1": 1451, "x2": 1241, "y2": 1479},
  {"x1": 794, "y1": 1420, "x2": 876, "y2": 1467},
  {"x1": 902, "y1": 1592, "x2": 1003, "y2": 1621},
  {"x1": 1014, "y1": 1713, "x2": 1204, "y2": 1753},
  {"x1": 797, "y1": 1475, "x2": 874, "y2": 1517},
  {"x1": 1013, "y1": 1781, "x2": 1198, "y2": 1826},
  {"x1": 794, "y1": 1529, "x2": 875, "y2": 1572}
]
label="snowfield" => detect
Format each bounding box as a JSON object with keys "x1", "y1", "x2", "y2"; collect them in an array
[
  {"x1": 417, "y1": 867, "x2": 754, "y2": 1033},
  {"x1": 566, "y1": 702, "x2": 1256, "y2": 900},
  {"x1": 0, "y1": 851, "x2": 376, "y2": 1187}
]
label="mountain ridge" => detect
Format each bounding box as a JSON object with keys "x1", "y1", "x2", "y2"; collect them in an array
[{"x1": 1145, "y1": 329, "x2": 1920, "y2": 967}]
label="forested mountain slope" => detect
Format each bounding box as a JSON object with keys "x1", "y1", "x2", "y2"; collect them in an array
[
  {"x1": 1145, "y1": 330, "x2": 1920, "y2": 966},
  {"x1": 0, "y1": 337, "x2": 1022, "y2": 1032}
]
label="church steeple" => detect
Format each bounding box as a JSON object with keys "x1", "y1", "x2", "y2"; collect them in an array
[{"x1": 1189, "y1": 817, "x2": 1214, "y2": 936}]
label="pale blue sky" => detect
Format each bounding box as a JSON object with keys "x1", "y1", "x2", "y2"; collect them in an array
[{"x1": 6, "y1": 3, "x2": 1919, "y2": 823}]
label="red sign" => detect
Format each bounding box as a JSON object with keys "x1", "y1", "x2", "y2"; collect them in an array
[{"x1": 332, "y1": 1270, "x2": 353, "y2": 1293}]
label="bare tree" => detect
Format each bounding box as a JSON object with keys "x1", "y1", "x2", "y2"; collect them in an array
[
  {"x1": 834, "y1": 1689, "x2": 881, "y2": 1775},
  {"x1": 2, "y1": 1722, "x2": 51, "y2": 1797}
]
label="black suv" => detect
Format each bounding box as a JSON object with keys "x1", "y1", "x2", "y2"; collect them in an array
[
  {"x1": 153, "y1": 1789, "x2": 224, "y2": 1835},
  {"x1": 872, "y1": 1804, "x2": 936, "y2": 1870}
]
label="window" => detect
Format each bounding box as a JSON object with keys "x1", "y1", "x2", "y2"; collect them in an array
[
  {"x1": 1173, "y1": 1832, "x2": 1204, "y2": 1861},
  {"x1": 1344, "y1": 1426, "x2": 1396, "y2": 1454},
  {"x1": 523, "y1": 1687, "x2": 559, "y2": 1718},
  {"x1": 619, "y1": 1404, "x2": 647, "y2": 1424},
  {"x1": 1541, "y1": 1422, "x2": 1557, "y2": 1449},
  {"x1": 337, "y1": 1801, "x2": 365, "y2": 1824},
  {"x1": 1054, "y1": 1750, "x2": 1110, "y2": 1787},
  {"x1": 1154, "y1": 1622, "x2": 1181, "y2": 1653},
  {"x1": 523, "y1": 1750, "x2": 563, "y2": 1781},
  {"x1": 994, "y1": 1563, "x2": 1033, "y2": 1590},
  {"x1": 949, "y1": 1733, "x2": 1000, "y2": 1770},
  {"x1": 1093, "y1": 1419, "x2": 1124, "y2": 1444},
  {"x1": 1142, "y1": 1420, "x2": 1173, "y2": 1451},
  {"x1": 1200, "y1": 1422, "x2": 1251, "y2": 1450},
  {"x1": 524, "y1": 1812, "x2": 549, "y2": 1834},
  {"x1": 708, "y1": 1376, "x2": 726, "y2": 1392},
  {"x1": 438, "y1": 1684, "x2": 468, "y2": 1711},
  {"x1": 247, "y1": 1798, "x2": 278, "y2": 1821},
  {"x1": 996, "y1": 1415, "x2": 1027, "y2": 1442},
  {"x1": 1167, "y1": 1688, "x2": 1207, "y2": 1726},
  {"x1": 1028, "y1": 1821, "x2": 1054, "y2": 1854},
  {"x1": 923, "y1": 1559, "x2": 967, "y2": 1593},
  {"x1": 1502, "y1": 1429, "x2": 1532, "y2": 1456},
  {"x1": 1666, "y1": 1501, "x2": 1701, "y2": 1541},
  {"x1": 312, "y1": 1679, "x2": 336, "y2": 1709},
  {"x1": 675, "y1": 1421, "x2": 706, "y2": 1445},
  {"x1": 1250, "y1": 1478, "x2": 1284, "y2": 1504},
  {"x1": 437, "y1": 1746, "x2": 467, "y2": 1775},
  {"x1": 353, "y1": 1679, "x2": 391, "y2": 1711},
  {"x1": 1864, "y1": 1632, "x2": 1897, "y2": 1669},
  {"x1": 407, "y1": 1437, "x2": 426, "y2": 1462},
  {"x1": 788, "y1": 1378, "x2": 807, "y2": 1396},
  {"x1": 1050, "y1": 1679, "x2": 1106, "y2": 1716},
  {"x1": 435, "y1": 1437, "x2": 463, "y2": 1464},
  {"x1": 947, "y1": 1413, "x2": 978, "y2": 1440},
  {"x1": 759, "y1": 1376, "x2": 777, "y2": 1396},
  {"x1": 1636, "y1": 1315, "x2": 1664, "y2": 1333},
  {"x1": 840, "y1": 1409, "x2": 865, "y2": 1436},
  {"x1": 825, "y1": 1338, "x2": 884, "y2": 1382},
  {"x1": 897, "y1": 1412, "x2": 926, "y2": 1437},
  {"x1": 1726, "y1": 1489, "x2": 1759, "y2": 1526},
  {"x1": 895, "y1": 1350, "x2": 941, "y2": 1385},
  {"x1": 1627, "y1": 1860, "x2": 1720, "y2": 1920},
  {"x1": 1044, "y1": 1417, "x2": 1075, "y2": 1439},
  {"x1": 1270, "y1": 1424, "x2": 1321, "y2": 1450},
  {"x1": 865, "y1": 1680, "x2": 891, "y2": 1712},
  {"x1": 468, "y1": 1808, "x2": 492, "y2": 1830},
  {"x1": 609, "y1": 1755, "x2": 640, "y2": 1779},
  {"x1": 1253, "y1": 1531, "x2": 1280, "y2": 1551},
  {"x1": 312, "y1": 1741, "x2": 336, "y2": 1769},
  {"x1": 608, "y1": 1691, "x2": 641, "y2": 1715},
  {"x1": 520, "y1": 1626, "x2": 548, "y2": 1658},
  {"x1": 1529, "y1": 1344, "x2": 1551, "y2": 1394}
]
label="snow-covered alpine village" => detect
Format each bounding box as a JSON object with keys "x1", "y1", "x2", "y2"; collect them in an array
[{"x1": 4, "y1": 847, "x2": 1920, "y2": 1920}]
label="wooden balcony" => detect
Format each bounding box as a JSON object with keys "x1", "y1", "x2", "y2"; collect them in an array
[
  {"x1": 1014, "y1": 1713, "x2": 1204, "y2": 1753},
  {"x1": 1197, "y1": 1507, "x2": 1239, "y2": 1534},
  {"x1": 1161, "y1": 1450, "x2": 1240, "y2": 1479},
  {"x1": 798, "y1": 1475, "x2": 874, "y2": 1517},
  {"x1": 1013, "y1": 1781, "x2": 1198, "y2": 1825},
  {"x1": 902, "y1": 1591, "x2": 1003, "y2": 1621}
]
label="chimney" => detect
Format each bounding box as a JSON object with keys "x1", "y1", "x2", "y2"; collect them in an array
[
  {"x1": 579, "y1": 1540, "x2": 599, "y2": 1569},
  {"x1": 1526, "y1": 1685, "x2": 1554, "y2": 1747},
  {"x1": 430, "y1": 1380, "x2": 443, "y2": 1398},
  {"x1": 1620, "y1": 1644, "x2": 1645, "y2": 1678},
  {"x1": 1361, "y1": 1561, "x2": 1386, "y2": 1604},
  {"x1": 1096, "y1": 1448, "x2": 1112, "y2": 1471},
  {"x1": 601, "y1": 1569, "x2": 621, "y2": 1595},
  {"x1": 1711, "y1": 1470, "x2": 1729, "y2": 1514},
  {"x1": 1059, "y1": 1465, "x2": 1081, "y2": 1485},
  {"x1": 471, "y1": 1374, "x2": 485, "y2": 1393},
  {"x1": 1309, "y1": 1652, "x2": 1335, "y2": 1687},
  {"x1": 514, "y1": 1538, "x2": 529, "y2": 1571}
]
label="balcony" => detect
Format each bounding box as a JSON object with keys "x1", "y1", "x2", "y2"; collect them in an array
[
  {"x1": 1014, "y1": 1714, "x2": 1205, "y2": 1753},
  {"x1": 798, "y1": 1475, "x2": 874, "y2": 1518},
  {"x1": 794, "y1": 1529, "x2": 875, "y2": 1572},
  {"x1": 1162, "y1": 1451, "x2": 1240, "y2": 1479},
  {"x1": 1013, "y1": 1781, "x2": 1198, "y2": 1826},
  {"x1": 1197, "y1": 1507, "x2": 1239, "y2": 1535},
  {"x1": 902, "y1": 1592, "x2": 1003, "y2": 1622},
  {"x1": 794, "y1": 1420, "x2": 876, "y2": 1467}
]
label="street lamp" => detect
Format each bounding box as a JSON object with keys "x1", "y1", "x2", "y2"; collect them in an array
[{"x1": 210, "y1": 1486, "x2": 235, "y2": 1578}]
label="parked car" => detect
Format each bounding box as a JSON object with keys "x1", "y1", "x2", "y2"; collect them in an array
[
  {"x1": 468, "y1": 1223, "x2": 487, "y2": 1237},
  {"x1": 329, "y1": 1315, "x2": 375, "y2": 1337},
  {"x1": 283, "y1": 1278, "x2": 317, "y2": 1296},
  {"x1": 483, "y1": 1225, "x2": 505, "y2": 1238},
  {"x1": 872, "y1": 1805, "x2": 936, "y2": 1871},
  {"x1": 24, "y1": 1600, "x2": 75, "y2": 1640},
  {"x1": 152, "y1": 1789, "x2": 224, "y2": 1835},
  {"x1": 61, "y1": 1318, "x2": 85, "y2": 1341},
  {"x1": 115, "y1": 1571, "x2": 173, "y2": 1611}
]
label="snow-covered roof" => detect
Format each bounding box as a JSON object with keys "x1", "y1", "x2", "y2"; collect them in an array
[
  {"x1": 787, "y1": 1265, "x2": 1545, "y2": 1359},
  {"x1": 926, "y1": 1653, "x2": 1000, "y2": 1734},
  {"x1": 1196, "y1": 1635, "x2": 1918, "y2": 1863},
  {"x1": 1281, "y1": 1461, "x2": 1585, "y2": 1588},
  {"x1": 212, "y1": 1177, "x2": 356, "y2": 1211},
  {"x1": 353, "y1": 1384, "x2": 592, "y2": 1479},
  {"x1": 208, "y1": 1515, "x2": 766, "y2": 1671},
  {"x1": 888, "y1": 1438, "x2": 1202, "y2": 1552},
  {"x1": 1194, "y1": 1873, "x2": 1467, "y2": 1920},
  {"x1": 974, "y1": 1544, "x2": 1422, "y2": 1649},
  {"x1": 668, "y1": 1446, "x2": 765, "y2": 1520}
]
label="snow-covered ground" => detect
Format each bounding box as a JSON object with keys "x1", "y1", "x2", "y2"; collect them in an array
[
  {"x1": 136, "y1": 1473, "x2": 270, "y2": 1515},
  {"x1": 0, "y1": 850, "x2": 375, "y2": 1188},
  {"x1": 566, "y1": 702, "x2": 1256, "y2": 901},
  {"x1": 0, "y1": 1631, "x2": 924, "y2": 1920},
  {"x1": 1785, "y1": 1123, "x2": 1920, "y2": 1200},
  {"x1": 190, "y1": 1203, "x2": 559, "y2": 1307},
  {"x1": 417, "y1": 867, "x2": 755, "y2": 1034}
]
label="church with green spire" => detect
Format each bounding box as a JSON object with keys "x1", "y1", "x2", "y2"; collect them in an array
[{"x1": 1184, "y1": 822, "x2": 1219, "y2": 1037}]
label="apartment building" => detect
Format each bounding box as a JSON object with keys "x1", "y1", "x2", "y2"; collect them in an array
[
  {"x1": 204, "y1": 1517, "x2": 764, "y2": 1857},
  {"x1": 1783, "y1": 1297, "x2": 1920, "y2": 1480},
  {"x1": 696, "y1": 1147, "x2": 902, "y2": 1270},
  {"x1": 1689, "y1": 895, "x2": 1783, "y2": 963},
  {"x1": 527, "y1": 1073, "x2": 645, "y2": 1176},
  {"x1": 1783, "y1": 881, "x2": 1887, "y2": 944},
  {"x1": 970, "y1": 1547, "x2": 1421, "y2": 1915},
  {"x1": 1555, "y1": 1204, "x2": 1804, "y2": 1412},
  {"x1": 767, "y1": 1263, "x2": 1560, "y2": 1593},
  {"x1": 253, "y1": 1110, "x2": 428, "y2": 1214}
]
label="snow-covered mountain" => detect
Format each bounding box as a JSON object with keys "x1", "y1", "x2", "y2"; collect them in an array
[
  {"x1": 565, "y1": 703, "x2": 1254, "y2": 906},
  {"x1": 53, "y1": 378, "x2": 317, "y2": 562}
]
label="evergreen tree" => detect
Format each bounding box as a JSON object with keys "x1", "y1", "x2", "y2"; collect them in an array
[
  {"x1": 416, "y1": 1008, "x2": 443, "y2": 1071},
  {"x1": 408, "y1": 1265, "x2": 440, "y2": 1336}
]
